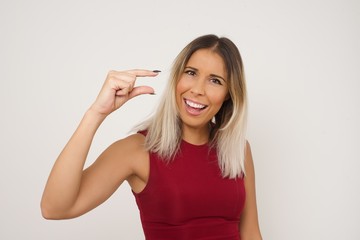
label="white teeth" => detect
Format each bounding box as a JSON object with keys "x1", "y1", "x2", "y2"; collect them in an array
[{"x1": 185, "y1": 99, "x2": 206, "y2": 109}]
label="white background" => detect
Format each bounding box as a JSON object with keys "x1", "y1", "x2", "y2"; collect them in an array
[{"x1": 1, "y1": 0, "x2": 359, "y2": 239}]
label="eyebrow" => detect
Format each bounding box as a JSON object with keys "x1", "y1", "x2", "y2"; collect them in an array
[{"x1": 185, "y1": 66, "x2": 226, "y2": 81}]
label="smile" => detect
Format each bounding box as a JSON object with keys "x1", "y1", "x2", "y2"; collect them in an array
[{"x1": 184, "y1": 99, "x2": 208, "y2": 110}]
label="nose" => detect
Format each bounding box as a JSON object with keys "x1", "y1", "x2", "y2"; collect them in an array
[{"x1": 190, "y1": 78, "x2": 205, "y2": 96}]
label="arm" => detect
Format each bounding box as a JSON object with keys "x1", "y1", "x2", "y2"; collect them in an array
[
  {"x1": 239, "y1": 142, "x2": 263, "y2": 240},
  {"x1": 40, "y1": 69, "x2": 158, "y2": 219}
]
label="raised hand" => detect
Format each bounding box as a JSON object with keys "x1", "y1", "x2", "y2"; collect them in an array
[
  {"x1": 90, "y1": 69, "x2": 159, "y2": 116},
  {"x1": 41, "y1": 69, "x2": 160, "y2": 219}
]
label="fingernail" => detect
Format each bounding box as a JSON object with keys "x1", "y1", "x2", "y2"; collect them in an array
[
  {"x1": 149, "y1": 92, "x2": 156, "y2": 95},
  {"x1": 153, "y1": 70, "x2": 161, "y2": 73}
]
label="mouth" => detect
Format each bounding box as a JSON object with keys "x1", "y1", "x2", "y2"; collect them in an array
[{"x1": 184, "y1": 98, "x2": 208, "y2": 115}]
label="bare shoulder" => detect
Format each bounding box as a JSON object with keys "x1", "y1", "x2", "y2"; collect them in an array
[
  {"x1": 110, "y1": 132, "x2": 147, "y2": 153},
  {"x1": 108, "y1": 133, "x2": 150, "y2": 188},
  {"x1": 103, "y1": 133, "x2": 148, "y2": 167},
  {"x1": 239, "y1": 140, "x2": 262, "y2": 239},
  {"x1": 245, "y1": 140, "x2": 254, "y2": 168},
  {"x1": 90, "y1": 133, "x2": 148, "y2": 177},
  {"x1": 111, "y1": 133, "x2": 149, "y2": 193},
  {"x1": 245, "y1": 140, "x2": 252, "y2": 152}
]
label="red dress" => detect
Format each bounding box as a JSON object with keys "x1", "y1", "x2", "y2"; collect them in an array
[{"x1": 132, "y1": 137, "x2": 246, "y2": 240}]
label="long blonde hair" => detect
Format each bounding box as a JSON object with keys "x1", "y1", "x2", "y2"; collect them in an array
[{"x1": 136, "y1": 34, "x2": 247, "y2": 178}]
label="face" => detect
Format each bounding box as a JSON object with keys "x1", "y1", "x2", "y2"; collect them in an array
[{"x1": 176, "y1": 48, "x2": 229, "y2": 137}]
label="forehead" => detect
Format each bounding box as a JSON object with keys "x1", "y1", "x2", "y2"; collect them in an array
[{"x1": 186, "y1": 49, "x2": 226, "y2": 78}]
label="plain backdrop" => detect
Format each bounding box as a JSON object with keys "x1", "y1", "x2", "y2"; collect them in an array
[{"x1": 1, "y1": 0, "x2": 359, "y2": 239}]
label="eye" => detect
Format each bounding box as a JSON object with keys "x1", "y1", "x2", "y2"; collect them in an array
[
  {"x1": 210, "y1": 78, "x2": 223, "y2": 85},
  {"x1": 185, "y1": 70, "x2": 196, "y2": 76}
]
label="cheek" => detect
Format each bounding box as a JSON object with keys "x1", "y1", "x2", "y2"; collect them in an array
[
  {"x1": 208, "y1": 89, "x2": 228, "y2": 106},
  {"x1": 176, "y1": 79, "x2": 185, "y2": 105},
  {"x1": 176, "y1": 77, "x2": 190, "y2": 97}
]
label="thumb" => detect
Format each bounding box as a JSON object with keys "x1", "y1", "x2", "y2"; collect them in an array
[{"x1": 128, "y1": 86, "x2": 155, "y2": 99}]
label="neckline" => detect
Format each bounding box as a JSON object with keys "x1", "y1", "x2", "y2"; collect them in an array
[{"x1": 181, "y1": 138, "x2": 209, "y2": 148}]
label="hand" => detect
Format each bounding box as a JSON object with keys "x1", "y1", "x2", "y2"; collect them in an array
[{"x1": 90, "y1": 69, "x2": 158, "y2": 116}]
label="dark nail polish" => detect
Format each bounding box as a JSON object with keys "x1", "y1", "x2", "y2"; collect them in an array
[
  {"x1": 153, "y1": 70, "x2": 161, "y2": 73},
  {"x1": 149, "y1": 92, "x2": 156, "y2": 95}
]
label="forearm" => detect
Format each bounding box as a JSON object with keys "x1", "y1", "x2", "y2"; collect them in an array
[{"x1": 41, "y1": 108, "x2": 106, "y2": 217}]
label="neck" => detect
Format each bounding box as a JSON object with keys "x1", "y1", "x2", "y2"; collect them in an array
[{"x1": 181, "y1": 124, "x2": 210, "y2": 145}]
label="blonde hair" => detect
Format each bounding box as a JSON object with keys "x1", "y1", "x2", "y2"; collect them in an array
[{"x1": 136, "y1": 34, "x2": 247, "y2": 178}]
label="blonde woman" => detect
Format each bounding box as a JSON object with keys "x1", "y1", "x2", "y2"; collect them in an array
[{"x1": 41, "y1": 34, "x2": 262, "y2": 240}]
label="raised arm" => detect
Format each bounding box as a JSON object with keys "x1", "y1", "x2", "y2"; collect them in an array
[{"x1": 40, "y1": 69, "x2": 158, "y2": 219}]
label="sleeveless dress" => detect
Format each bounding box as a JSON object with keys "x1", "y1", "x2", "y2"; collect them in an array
[{"x1": 132, "y1": 136, "x2": 246, "y2": 240}]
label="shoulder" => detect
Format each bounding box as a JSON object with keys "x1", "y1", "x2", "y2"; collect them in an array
[
  {"x1": 114, "y1": 133, "x2": 149, "y2": 191},
  {"x1": 245, "y1": 140, "x2": 253, "y2": 164},
  {"x1": 117, "y1": 132, "x2": 146, "y2": 145},
  {"x1": 108, "y1": 133, "x2": 147, "y2": 158},
  {"x1": 243, "y1": 140, "x2": 255, "y2": 179},
  {"x1": 99, "y1": 133, "x2": 148, "y2": 171},
  {"x1": 239, "y1": 140, "x2": 262, "y2": 239}
]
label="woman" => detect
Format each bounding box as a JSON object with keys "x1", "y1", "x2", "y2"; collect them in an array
[{"x1": 41, "y1": 34, "x2": 262, "y2": 240}]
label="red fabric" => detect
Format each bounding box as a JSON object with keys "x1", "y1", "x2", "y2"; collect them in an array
[{"x1": 132, "y1": 137, "x2": 245, "y2": 240}]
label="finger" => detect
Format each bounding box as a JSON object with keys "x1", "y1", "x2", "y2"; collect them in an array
[
  {"x1": 115, "y1": 86, "x2": 131, "y2": 96},
  {"x1": 128, "y1": 86, "x2": 155, "y2": 99},
  {"x1": 110, "y1": 79, "x2": 132, "y2": 92},
  {"x1": 126, "y1": 69, "x2": 161, "y2": 77},
  {"x1": 108, "y1": 71, "x2": 136, "y2": 83}
]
